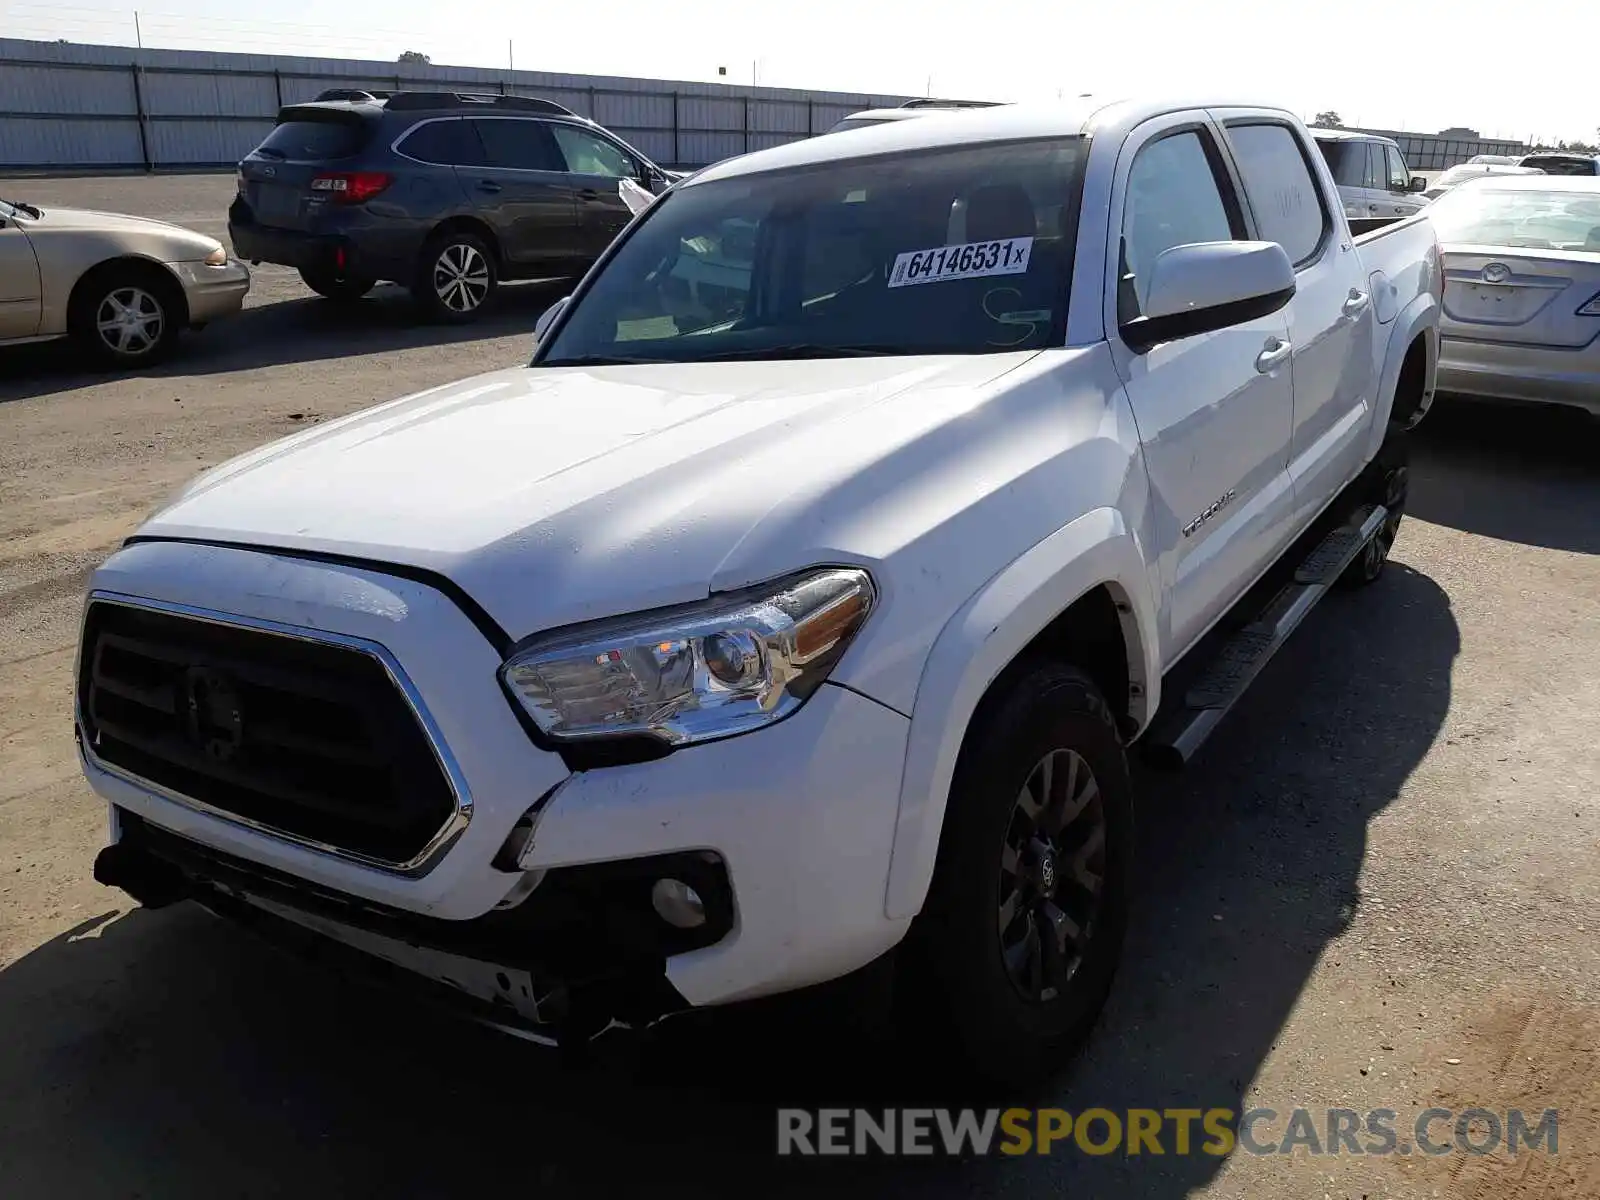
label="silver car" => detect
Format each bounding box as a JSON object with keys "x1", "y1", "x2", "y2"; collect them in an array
[
  {"x1": 1430, "y1": 175, "x2": 1600, "y2": 415},
  {"x1": 0, "y1": 194, "x2": 250, "y2": 368}
]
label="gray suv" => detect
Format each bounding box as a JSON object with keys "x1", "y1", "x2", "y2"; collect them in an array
[{"x1": 229, "y1": 90, "x2": 679, "y2": 320}]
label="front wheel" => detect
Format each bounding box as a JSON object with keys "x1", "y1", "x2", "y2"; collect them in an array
[
  {"x1": 69, "y1": 267, "x2": 181, "y2": 368},
  {"x1": 413, "y1": 231, "x2": 497, "y2": 322},
  {"x1": 900, "y1": 662, "x2": 1133, "y2": 1091}
]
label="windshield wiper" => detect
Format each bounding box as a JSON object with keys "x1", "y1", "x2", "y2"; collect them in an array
[
  {"x1": 537, "y1": 354, "x2": 660, "y2": 367},
  {"x1": 687, "y1": 343, "x2": 913, "y2": 362},
  {"x1": 2, "y1": 198, "x2": 42, "y2": 219}
]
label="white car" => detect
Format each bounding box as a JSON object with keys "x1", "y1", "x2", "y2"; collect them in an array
[
  {"x1": 1431, "y1": 174, "x2": 1600, "y2": 415},
  {"x1": 1421, "y1": 162, "x2": 1544, "y2": 202},
  {"x1": 82, "y1": 96, "x2": 1440, "y2": 1087}
]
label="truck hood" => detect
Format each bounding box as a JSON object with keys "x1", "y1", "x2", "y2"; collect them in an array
[{"x1": 142, "y1": 354, "x2": 1035, "y2": 639}]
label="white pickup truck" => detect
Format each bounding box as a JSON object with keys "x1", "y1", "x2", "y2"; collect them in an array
[{"x1": 81, "y1": 96, "x2": 1440, "y2": 1087}]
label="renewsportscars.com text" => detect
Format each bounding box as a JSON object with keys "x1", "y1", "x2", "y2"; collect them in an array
[{"x1": 776, "y1": 1106, "x2": 1559, "y2": 1158}]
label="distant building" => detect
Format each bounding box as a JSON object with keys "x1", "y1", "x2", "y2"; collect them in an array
[{"x1": 1437, "y1": 126, "x2": 1481, "y2": 138}]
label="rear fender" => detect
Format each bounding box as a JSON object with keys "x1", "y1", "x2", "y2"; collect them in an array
[
  {"x1": 883, "y1": 507, "x2": 1158, "y2": 920},
  {"x1": 1366, "y1": 291, "x2": 1439, "y2": 459}
]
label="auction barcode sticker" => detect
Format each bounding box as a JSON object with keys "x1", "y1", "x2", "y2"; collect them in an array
[{"x1": 888, "y1": 237, "x2": 1033, "y2": 288}]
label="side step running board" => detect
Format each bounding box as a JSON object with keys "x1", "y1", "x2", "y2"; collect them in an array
[{"x1": 1140, "y1": 504, "x2": 1387, "y2": 769}]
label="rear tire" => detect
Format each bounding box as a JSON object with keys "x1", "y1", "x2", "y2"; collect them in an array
[
  {"x1": 899, "y1": 662, "x2": 1133, "y2": 1092},
  {"x1": 299, "y1": 267, "x2": 375, "y2": 302},
  {"x1": 1340, "y1": 434, "x2": 1409, "y2": 588},
  {"x1": 69, "y1": 263, "x2": 182, "y2": 369},
  {"x1": 412, "y1": 230, "x2": 497, "y2": 323}
]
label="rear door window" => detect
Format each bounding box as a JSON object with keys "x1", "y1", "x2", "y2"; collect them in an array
[
  {"x1": 397, "y1": 118, "x2": 483, "y2": 167},
  {"x1": 256, "y1": 117, "x2": 367, "y2": 161},
  {"x1": 471, "y1": 119, "x2": 564, "y2": 171},
  {"x1": 1225, "y1": 122, "x2": 1330, "y2": 266}
]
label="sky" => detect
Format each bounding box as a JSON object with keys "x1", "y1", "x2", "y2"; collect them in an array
[{"x1": 4, "y1": 0, "x2": 1595, "y2": 144}]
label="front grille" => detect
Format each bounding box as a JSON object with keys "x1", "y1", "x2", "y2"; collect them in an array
[{"x1": 79, "y1": 600, "x2": 459, "y2": 867}]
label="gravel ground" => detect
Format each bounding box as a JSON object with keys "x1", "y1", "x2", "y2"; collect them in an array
[{"x1": 1, "y1": 174, "x2": 1597, "y2": 1200}]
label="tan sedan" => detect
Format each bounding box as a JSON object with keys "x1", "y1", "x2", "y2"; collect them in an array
[{"x1": 0, "y1": 194, "x2": 250, "y2": 368}]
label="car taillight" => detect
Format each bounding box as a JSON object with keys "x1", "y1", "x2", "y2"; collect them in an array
[{"x1": 310, "y1": 171, "x2": 392, "y2": 204}]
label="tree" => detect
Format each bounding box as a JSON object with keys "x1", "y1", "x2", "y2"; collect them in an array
[
  {"x1": 1311, "y1": 111, "x2": 1344, "y2": 129},
  {"x1": 397, "y1": 50, "x2": 431, "y2": 64}
]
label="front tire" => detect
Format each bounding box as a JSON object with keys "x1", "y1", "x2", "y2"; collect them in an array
[
  {"x1": 69, "y1": 265, "x2": 181, "y2": 368},
  {"x1": 901, "y1": 662, "x2": 1133, "y2": 1091},
  {"x1": 413, "y1": 230, "x2": 496, "y2": 322}
]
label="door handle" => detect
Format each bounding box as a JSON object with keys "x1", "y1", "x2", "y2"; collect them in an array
[
  {"x1": 475, "y1": 180, "x2": 502, "y2": 193},
  {"x1": 1342, "y1": 289, "x2": 1371, "y2": 319},
  {"x1": 578, "y1": 187, "x2": 601, "y2": 200},
  {"x1": 1367, "y1": 204, "x2": 1379, "y2": 214},
  {"x1": 1255, "y1": 337, "x2": 1292, "y2": 373}
]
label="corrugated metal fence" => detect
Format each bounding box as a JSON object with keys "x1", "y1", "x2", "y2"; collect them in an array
[
  {"x1": 0, "y1": 38, "x2": 912, "y2": 172},
  {"x1": 1359, "y1": 128, "x2": 1528, "y2": 172},
  {"x1": 2, "y1": 38, "x2": 1529, "y2": 174}
]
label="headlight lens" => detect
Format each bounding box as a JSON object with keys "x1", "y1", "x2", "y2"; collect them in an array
[
  {"x1": 500, "y1": 568, "x2": 876, "y2": 747},
  {"x1": 203, "y1": 244, "x2": 228, "y2": 266}
]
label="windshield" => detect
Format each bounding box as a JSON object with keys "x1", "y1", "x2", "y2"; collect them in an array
[
  {"x1": 1427, "y1": 187, "x2": 1600, "y2": 250},
  {"x1": 1314, "y1": 139, "x2": 1362, "y2": 187},
  {"x1": 538, "y1": 136, "x2": 1085, "y2": 366},
  {"x1": 1519, "y1": 156, "x2": 1598, "y2": 176}
]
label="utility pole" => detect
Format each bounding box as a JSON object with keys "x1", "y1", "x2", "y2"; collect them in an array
[
  {"x1": 508, "y1": 39, "x2": 513, "y2": 70},
  {"x1": 133, "y1": 10, "x2": 143, "y2": 49}
]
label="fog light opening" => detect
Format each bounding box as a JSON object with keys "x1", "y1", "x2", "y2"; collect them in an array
[{"x1": 651, "y1": 877, "x2": 706, "y2": 929}]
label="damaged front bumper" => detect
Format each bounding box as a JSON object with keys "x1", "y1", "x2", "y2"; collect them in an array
[{"x1": 96, "y1": 809, "x2": 732, "y2": 1045}]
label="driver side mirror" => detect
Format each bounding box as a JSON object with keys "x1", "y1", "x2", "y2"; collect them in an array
[
  {"x1": 1120, "y1": 241, "x2": 1295, "y2": 352},
  {"x1": 532, "y1": 295, "x2": 570, "y2": 350},
  {"x1": 1409, "y1": 175, "x2": 1429, "y2": 193}
]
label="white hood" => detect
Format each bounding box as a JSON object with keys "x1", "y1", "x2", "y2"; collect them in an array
[{"x1": 143, "y1": 354, "x2": 1037, "y2": 637}]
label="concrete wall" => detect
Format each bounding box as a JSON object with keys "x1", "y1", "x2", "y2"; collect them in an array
[{"x1": 0, "y1": 37, "x2": 913, "y2": 171}]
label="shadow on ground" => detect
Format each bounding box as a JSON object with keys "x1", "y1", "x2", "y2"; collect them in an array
[
  {"x1": 0, "y1": 555, "x2": 1459, "y2": 1198},
  {"x1": 0, "y1": 280, "x2": 569, "y2": 405},
  {"x1": 1409, "y1": 399, "x2": 1599, "y2": 554}
]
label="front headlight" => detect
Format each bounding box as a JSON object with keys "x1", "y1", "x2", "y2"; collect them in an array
[
  {"x1": 500, "y1": 568, "x2": 876, "y2": 747},
  {"x1": 203, "y1": 244, "x2": 228, "y2": 266}
]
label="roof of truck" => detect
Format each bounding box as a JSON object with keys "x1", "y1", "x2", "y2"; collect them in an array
[{"x1": 692, "y1": 96, "x2": 1301, "y2": 185}]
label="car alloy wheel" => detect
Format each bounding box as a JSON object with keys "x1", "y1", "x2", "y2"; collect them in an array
[
  {"x1": 432, "y1": 242, "x2": 491, "y2": 314},
  {"x1": 997, "y1": 746, "x2": 1108, "y2": 1003},
  {"x1": 95, "y1": 286, "x2": 165, "y2": 358}
]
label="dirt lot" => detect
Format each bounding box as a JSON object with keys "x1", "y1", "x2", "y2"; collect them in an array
[{"x1": 1, "y1": 174, "x2": 1598, "y2": 1199}]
